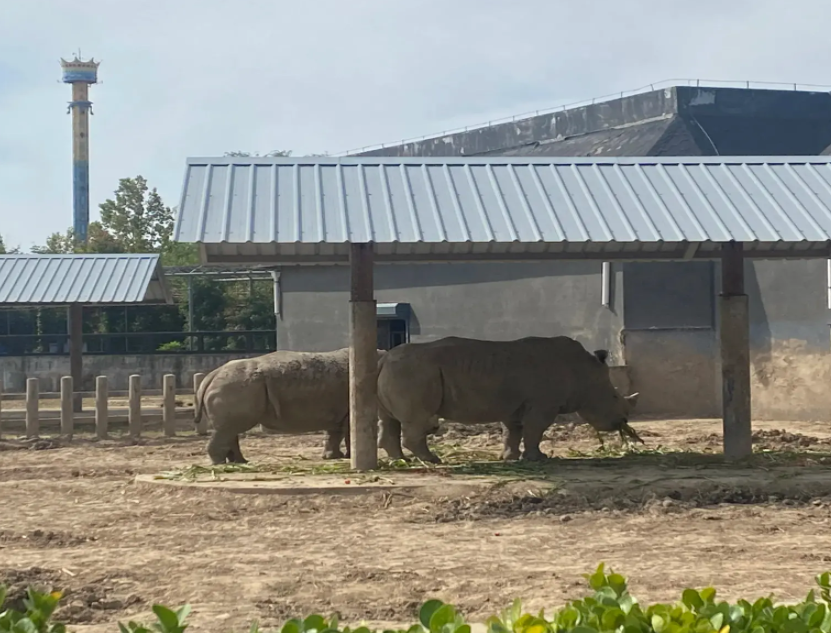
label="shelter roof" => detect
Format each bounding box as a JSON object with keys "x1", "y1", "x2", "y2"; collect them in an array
[
  {"x1": 0, "y1": 253, "x2": 172, "y2": 306},
  {"x1": 173, "y1": 156, "x2": 831, "y2": 264}
]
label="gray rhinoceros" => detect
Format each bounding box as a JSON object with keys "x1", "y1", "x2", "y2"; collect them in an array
[
  {"x1": 376, "y1": 335, "x2": 639, "y2": 463},
  {"x1": 193, "y1": 348, "x2": 386, "y2": 464}
]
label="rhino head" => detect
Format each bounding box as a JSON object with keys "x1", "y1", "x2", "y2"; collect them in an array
[{"x1": 573, "y1": 349, "x2": 640, "y2": 435}]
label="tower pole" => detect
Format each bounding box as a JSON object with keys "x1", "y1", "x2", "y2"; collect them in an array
[{"x1": 60, "y1": 54, "x2": 100, "y2": 247}]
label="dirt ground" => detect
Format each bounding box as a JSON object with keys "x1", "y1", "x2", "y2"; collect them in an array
[{"x1": 2, "y1": 416, "x2": 831, "y2": 633}]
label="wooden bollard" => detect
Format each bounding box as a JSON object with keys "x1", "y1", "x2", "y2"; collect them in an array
[
  {"x1": 193, "y1": 373, "x2": 208, "y2": 435},
  {"x1": 95, "y1": 376, "x2": 108, "y2": 439},
  {"x1": 25, "y1": 377, "x2": 39, "y2": 439},
  {"x1": 128, "y1": 374, "x2": 142, "y2": 438},
  {"x1": 163, "y1": 374, "x2": 176, "y2": 437},
  {"x1": 60, "y1": 376, "x2": 74, "y2": 439}
]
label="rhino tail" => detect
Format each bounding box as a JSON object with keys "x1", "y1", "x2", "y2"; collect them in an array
[
  {"x1": 193, "y1": 368, "x2": 219, "y2": 428},
  {"x1": 263, "y1": 376, "x2": 282, "y2": 422}
]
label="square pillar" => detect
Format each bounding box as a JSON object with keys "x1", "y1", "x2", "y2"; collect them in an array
[
  {"x1": 720, "y1": 242, "x2": 752, "y2": 459},
  {"x1": 68, "y1": 303, "x2": 83, "y2": 413},
  {"x1": 349, "y1": 243, "x2": 378, "y2": 471}
]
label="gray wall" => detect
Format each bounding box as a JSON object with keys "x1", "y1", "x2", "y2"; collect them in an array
[
  {"x1": 277, "y1": 261, "x2": 625, "y2": 362},
  {"x1": 0, "y1": 352, "x2": 257, "y2": 393},
  {"x1": 618, "y1": 258, "x2": 831, "y2": 421}
]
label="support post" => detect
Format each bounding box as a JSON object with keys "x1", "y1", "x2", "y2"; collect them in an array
[
  {"x1": 25, "y1": 378, "x2": 39, "y2": 439},
  {"x1": 720, "y1": 241, "x2": 752, "y2": 460},
  {"x1": 349, "y1": 242, "x2": 378, "y2": 471},
  {"x1": 68, "y1": 303, "x2": 83, "y2": 413},
  {"x1": 193, "y1": 372, "x2": 208, "y2": 435},
  {"x1": 95, "y1": 375, "x2": 108, "y2": 439},
  {"x1": 128, "y1": 374, "x2": 142, "y2": 439},
  {"x1": 60, "y1": 376, "x2": 74, "y2": 439},
  {"x1": 163, "y1": 374, "x2": 176, "y2": 437}
]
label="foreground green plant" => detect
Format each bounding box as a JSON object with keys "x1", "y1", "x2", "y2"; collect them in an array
[{"x1": 3, "y1": 565, "x2": 831, "y2": 633}]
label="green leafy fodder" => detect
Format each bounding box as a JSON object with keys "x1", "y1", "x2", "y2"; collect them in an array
[{"x1": 2, "y1": 565, "x2": 831, "y2": 633}]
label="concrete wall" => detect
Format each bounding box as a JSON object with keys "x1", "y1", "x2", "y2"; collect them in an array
[
  {"x1": 619, "y1": 258, "x2": 831, "y2": 421},
  {"x1": 747, "y1": 259, "x2": 831, "y2": 421},
  {"x1": 0, "y1": 352, "x2": 258, "y2": 393},
  {"x1": 277, "y1": 261, "x2": 626, "y2": 362}
]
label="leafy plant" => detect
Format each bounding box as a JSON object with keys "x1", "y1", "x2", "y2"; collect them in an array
[
  {"x1": 0, "y1": 585, "x2": 66, "y2": 633},
  {"x1": 3, "y1": 565, "x2": 831, "y2": 633}
]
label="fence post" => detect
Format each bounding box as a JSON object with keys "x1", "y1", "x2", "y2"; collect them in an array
[
  {"x1": 60, "y1": 376, "x2": 74, "y2": 439},
  {"x1": 193, "y1": 373, "x2": 208, "y2": 435},
  {"x1": 95, "y1": 376, "x2": 108, "y2": 439},
  {"x1": 163, "y1": 374, "x2": 176, "y2": 437},
  {"x1": 25, "y1": 378, "x2": 39, "y2": 439},
  {"x1": 128, "y1": 374, "x2": 142, "y2": 439}
]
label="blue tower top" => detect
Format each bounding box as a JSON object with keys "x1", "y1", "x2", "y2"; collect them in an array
[{"x1": 60, "y1": 54, "x2": 100, "y2": 84}]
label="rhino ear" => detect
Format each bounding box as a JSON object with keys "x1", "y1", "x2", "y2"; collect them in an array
[
  {"x1": 625, "y1": 392, "x2": 640, "y2": 408},
  {"x1": 593, "y1": 349, "x2": 609, "y2": 365}
]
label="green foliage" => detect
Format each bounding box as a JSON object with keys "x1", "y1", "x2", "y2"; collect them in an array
[
  {"x1": 2, "y1": 567, "x2": 831, "y2": 633},
  {"x1": 0, "y1": 585, "x2": 66, "y2": 633},
  {"x1": 0, "y1": 233, "x2": 20, "y2": 254}
]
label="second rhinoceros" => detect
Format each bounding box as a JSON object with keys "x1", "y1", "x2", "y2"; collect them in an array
[
  {"x1": 376, "y1": 335, "x2": 639, "y2": 463},
  {"x1": 194, "y1": 347, "x2": 386, "y2": 464}
]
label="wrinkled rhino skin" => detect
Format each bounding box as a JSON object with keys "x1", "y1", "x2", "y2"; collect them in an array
[
  {"x1": 194, "y1": 348, "x2": 386, "y2": 464},
  {"x1": 376, "y1": 335, "x2": 639, "y2": 463}
]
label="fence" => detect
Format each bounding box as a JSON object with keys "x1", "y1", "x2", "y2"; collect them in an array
[
  {"x1": 0, "y1": 373, "x2": 210, "y2": 440},
  {"x1": 0, "y1": 330, "x2": 277, "y2": 355}
]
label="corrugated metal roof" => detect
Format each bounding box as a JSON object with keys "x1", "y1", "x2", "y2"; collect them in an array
[
  {"x1": 173, "y1": 156, "x2": 831, "y2": 263},
  {"x1": 0, "y1": 254, "x2": 173, "y2": 305}
]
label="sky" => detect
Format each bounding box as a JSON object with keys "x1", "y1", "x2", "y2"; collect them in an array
[{"x1": 2, "y1": 0, "x2": 831, "y2": 250}]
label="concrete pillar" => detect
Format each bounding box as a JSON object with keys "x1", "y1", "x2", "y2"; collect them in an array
[
  {"x1": 60, "y1": 376, "x2": 74, "y2": 439},
  {"x1": 25, "y1": 377, "x2": 39, "y2": 439},
  {"x1": 720, "y1": 242, "x2": 752, "y2": 459},
  {"x1": 95, "y1": 375, "x2": 108, "y2": 439},
  {"x1": 163, "y1": 374, "x2": 176, "y2": 437},
  {"x1": 128, "y1": 374, "x2": 142, "y2": 439},
  {"x1": 68, "y1": 304, "x2": 84, "y2": 413},
  {"x1": 349, "y1": 242, "x2": 378, "y2": 471},
  {"x1": 193, "y1": 372, "x2": 208, "y2": 435}
]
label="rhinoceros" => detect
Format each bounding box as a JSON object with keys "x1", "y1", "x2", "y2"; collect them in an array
[
  {"x1": 376, "y1": 335, "x2": 639, "y2": 463},
  {"x1": 193, "y1": 347, "x2": 386, "y2": 464}
]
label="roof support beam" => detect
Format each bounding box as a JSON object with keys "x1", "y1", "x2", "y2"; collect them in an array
[
  {"x1": 68, "y1": 303, "x2": 84, "y2": 413},
  {"x1": 348, "y1": 243, "x2": 378, "y2": 471},
  {"x1": 719, "y1": 241, "x2": 752, "y2": 460}
]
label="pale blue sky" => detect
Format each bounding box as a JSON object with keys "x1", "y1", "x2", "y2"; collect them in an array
[{"x1": 1, "y1": 0, "x2": 830, "y2": 250}]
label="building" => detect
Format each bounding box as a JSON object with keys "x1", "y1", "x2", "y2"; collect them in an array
[{"x1": 274, "y1": 85, "x2": 831, "y2": 422}]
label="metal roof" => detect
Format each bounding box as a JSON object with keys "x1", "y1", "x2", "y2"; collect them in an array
[
  {"x1": 173, "y1": 156, "x2": 831, "y2": 264},
  {"x1": 0, "y1": 254, "x2": 173, "y2": 306}
]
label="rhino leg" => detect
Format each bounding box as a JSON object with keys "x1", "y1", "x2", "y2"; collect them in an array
[
  {"x1": 323, "y1": 415, "x2": 348, "y2": 460},
  {"x1": 227, "y1": 435, "x2": 248, "y2": 464},
  {"x1": 378, "y1": 415, "x2": 406, "y2": 460},
  {"x1": 520, "y1": 414, "x2": 550, "y2": 462},
  {"x1": 401, "y1": 421, "x2": 441, "y2": 464},
  {"x1": 207, "y1": 428, "x2": 247, "y2": 464},
  {"x1": 501, "y1": 420, "x2": 523, "y2": 461}
]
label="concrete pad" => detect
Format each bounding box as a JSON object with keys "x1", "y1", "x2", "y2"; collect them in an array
[{"x1": 134, "y1": 470, "x2": 511, "y2": 497}]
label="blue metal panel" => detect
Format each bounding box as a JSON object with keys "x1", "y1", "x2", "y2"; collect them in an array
[
  {"x1": 0, "y1": 255, "x2": 172, "y2": 305},
  {"x1": 62, "y1": 70, "x2": 98, "y2": 83},
  {"x1": 173, "y1": 156, "x2": 831, "y2": 262},
  {"x1": 72, "y1": 161, "x2": 90, "y2": 244}
]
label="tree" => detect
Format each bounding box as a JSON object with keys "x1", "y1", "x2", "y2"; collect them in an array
[
  {"x1": 98, "y1": 176, "x2": 175, "y2": 253},
  {"x1": 0, "y1": 233, "x2": 19, "y2": 254},
  {"x1": 224, "y1": 150, "x2": 292, "y2": 157}
]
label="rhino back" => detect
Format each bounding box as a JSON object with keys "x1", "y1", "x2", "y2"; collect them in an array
[
  {"x1": 381, "y1": 336, "x2": 600, "y2": 423},
  {"x1": 256, "y1": 349, "x2": 351, "y2": 432}
]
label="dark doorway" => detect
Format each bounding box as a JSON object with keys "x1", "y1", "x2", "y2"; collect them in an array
[{"x1": 377, "y1": 318, "x2": 409, "y2": 350}]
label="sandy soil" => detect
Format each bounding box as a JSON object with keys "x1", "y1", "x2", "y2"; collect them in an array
[{"x1": 2, "y1": 417, "x2": 831, "y2": 633}]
